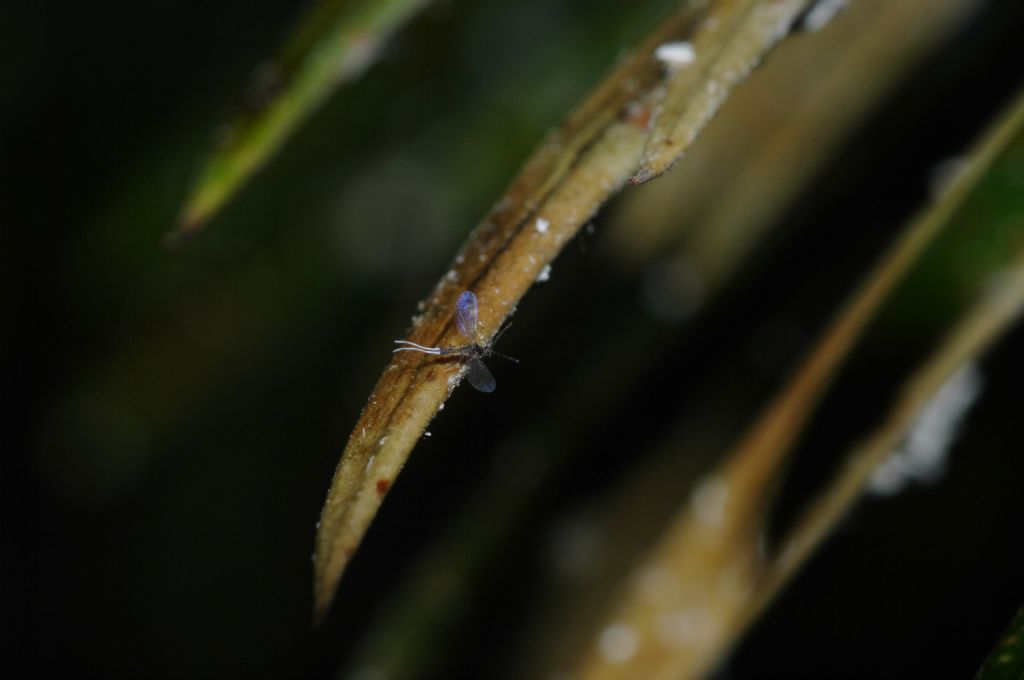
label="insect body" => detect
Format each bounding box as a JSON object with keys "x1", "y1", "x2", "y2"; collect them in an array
[{"x1": 393, "y1": 290, "x2": 515, "y2": 393}]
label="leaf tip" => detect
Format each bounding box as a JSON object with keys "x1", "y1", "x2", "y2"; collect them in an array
[
  {"x1": 311, "y1": 551, "x2": 341, "y2": 628},
  {"x1": 311, "y1": 595, "x2": 330, "y2": 629},
  {"x1": 164, "y1": 199, "x2": 214, "y2": 248},
  {"x1": 162, "y1": 222, "x2": 199, "y2": 250},
  {"x1": 312, "y1": 522, "x2": 360, "y2": 628},
  {"x1": 628, "y1": 167, "x2": 655, "y2": 185}
]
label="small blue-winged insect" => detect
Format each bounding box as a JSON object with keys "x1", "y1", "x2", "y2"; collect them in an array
[{"x1": 393, "y1": 290, "x2": 516, "y2": 393}]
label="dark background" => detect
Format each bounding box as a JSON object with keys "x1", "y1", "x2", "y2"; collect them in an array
[{"x1": 4, "y1": 0, "x2": 1024, "y2": 678}]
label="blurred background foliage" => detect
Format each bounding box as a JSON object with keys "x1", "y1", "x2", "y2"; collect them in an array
[{"x1": 4, "y1": 0, "x2": 1024, "y2": 678}]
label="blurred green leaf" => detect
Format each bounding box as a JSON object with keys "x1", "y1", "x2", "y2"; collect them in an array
[
  {"x1": 978, "y1": 606, "x2": 1024, "y2": 680},
  {"x1": 170, "y1": 0, "x2": 430, "y2": 241}
]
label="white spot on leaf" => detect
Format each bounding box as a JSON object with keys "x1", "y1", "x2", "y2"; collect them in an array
[
  {"x1": 598, "y1": 622, "x2": 639, "y2": 663},
  {"x1": 691, "y1": 475, "x2": 729, "y2": 527},
  {"x1": 654, "y1": 607, "x2": 719, "y2": 647},
  {"x1": 655, "y1": 41, "x2": 696, "y2": 68},
  {"x1": 802, "y1": 0, "x2": 848, "y2": 32},
  {"x1": 870, "y1": 363, "x2": 983, "y2": 496},
  {"x1": 635, "y1": 566, "x2": 680, "y2": 603}
]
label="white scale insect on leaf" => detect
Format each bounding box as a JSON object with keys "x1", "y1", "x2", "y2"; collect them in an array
[
  {"x1": 869, "y1": 363, "x2": 984, "y2": 496},
  {"x1": 654, "y1": 41, "x2": 696, "y2": 69}
]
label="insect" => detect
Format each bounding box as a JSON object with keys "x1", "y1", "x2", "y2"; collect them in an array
[{"x1": 393, "y1": 290, "x2": 516, "y2": 393}]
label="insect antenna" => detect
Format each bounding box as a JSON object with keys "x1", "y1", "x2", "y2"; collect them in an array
[
  {"x1": 486, "y1": 321, "x2": 519, "y2": 363},
  {"x1": 393, "y1": 340, "x2": 443, "y2": 355},
  {"x1": 490, "y1": 349, "x2": 520, "y2": 364}
]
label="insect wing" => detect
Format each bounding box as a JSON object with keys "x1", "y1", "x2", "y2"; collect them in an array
[
  {"x1": 465, "y1": 358, "x2": 496, "y2": 393},
  {"x1": 454, "y1": 290, "x2": 479, "y2": 340}
]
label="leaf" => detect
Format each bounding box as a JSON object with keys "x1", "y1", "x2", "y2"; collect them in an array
[
  {"x1": 338, "y1": 0, "x2": 978, "y2": 668},
  {"x1": 607, "y1": 0, "x2": 977, "y2": 275},
  {"x1": 312, "y1": 0, "x2": 817, "y2": 623},
  {"x1": 750, "y1": 86, "x2": 1024, "y2": 626},
  {"x1": 169, "y1": 0, "x2": 431, "y2": 242},
  {"x1": 571, "y1": 86, "x2": 1024, "y2": 679},
  {"x1": 977, "y1": 606, "x2": 1024, "y2": 680},
  {"x1": 630, "y1": 0, "x2": 812, "y2": 184}
]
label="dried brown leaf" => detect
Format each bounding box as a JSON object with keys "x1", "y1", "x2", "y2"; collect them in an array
[
  {"x1": 572, "y1": 86, "x2": 1024, "y2": 679},
  {"x1": 313, "y1": 0, "x2": 816, "y2": 623}
]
